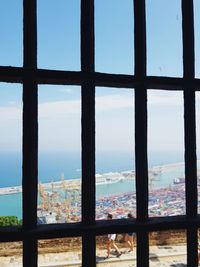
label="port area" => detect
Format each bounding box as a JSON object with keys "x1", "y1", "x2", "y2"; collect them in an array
[{"x1": 0, "y1": 186, "x2": 22, "y2": 195}]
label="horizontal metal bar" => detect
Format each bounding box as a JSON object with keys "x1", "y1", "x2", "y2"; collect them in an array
[
  {"x1": 0, "y1": 66, "x2": 23, "y2": 83},
  {"x1": 2, "y1": 67, "x2": 200, "y2": 90},
  {"x1": 0, "y1": 216, "x2": 200, "y2": 242}
]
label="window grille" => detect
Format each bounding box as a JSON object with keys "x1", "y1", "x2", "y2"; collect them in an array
[{"x1": 0, "y1": 0, "x2": 199, "y2": 266}]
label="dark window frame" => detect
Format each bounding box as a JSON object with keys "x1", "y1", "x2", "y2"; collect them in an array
[{"x1": 0, "y1": 0, "x2": 199, "y2": 266}]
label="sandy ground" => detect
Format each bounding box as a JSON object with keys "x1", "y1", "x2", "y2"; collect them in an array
[{"x1": 0, "y1": 245, "x2": 189, "y2": 267}]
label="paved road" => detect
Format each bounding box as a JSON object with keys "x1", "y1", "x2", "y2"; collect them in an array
[
  {"x1": 96, "y1": 245, "x2": 187, "y2": 267},
  {"x1": 0, "y1": 245, "x2": 190, "y2": 267}
]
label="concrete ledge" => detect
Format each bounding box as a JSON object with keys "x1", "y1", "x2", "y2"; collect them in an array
[
  {"x1": 39, "y1": 260, "x2": 81, "y2": 267},
  {"x1": 38, "y1": 251, "x2": 186, "y2": 267},
  {"x1": 10, "y1": 250, "x2": 187, "y2": 267}
]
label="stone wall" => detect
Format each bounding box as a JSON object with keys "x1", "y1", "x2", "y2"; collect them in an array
[
  {"x1": 149, "y1": 230, "x2": 186, "y2": 246},
  {"x1": 38, "y1": 230, "x2": 187, "y2": 252}
]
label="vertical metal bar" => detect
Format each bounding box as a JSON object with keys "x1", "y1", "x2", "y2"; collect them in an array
[
  {"x1": 187, "y1": 228, "x2": 198, "y2": 267},
  {"x1": 81, "y1": 0, "x2": 94, "y2": 73},
  {"x1": 137, "y1": 231, "x2": 149, "y2": 267},
  {"x1": 184, "y1": 89, "x2": 198, "y2": 267},
  {"x1": 184, "y1": 90, "x2": 197, "y2": 218},
  {"x1": 134, "y1": 0, "x2": 146, "y2": 78},
  {"x1": 81, "y1": 0, "x2": 96, "y2": 266},
  {"x1": 182, "y1": 0, "x2": 195, "y2": 79},
  {"x1": 23, "y1": 0, "x2": 38, "y2": 267},
  {"x1": 23, "y1": 0, "x2": 37, "y2": 69},
  {"x1": 134, "y1": 0, "x2": 149, "y2": 266},
  {"x1": 182, "y1": 0, "x2": 198, "y2": 266},
  {"x1": 135, "y1": 87, "x2": 149, "y2": 267}
]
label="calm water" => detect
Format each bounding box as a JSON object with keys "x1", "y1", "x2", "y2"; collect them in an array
[
  {"x1": 0, "y1": 151, "x2": 185, "y2": 186},
  {"x1": 0, "y1": 150, "x2": 193, "y2": 219},
  {"x1": 0, "y1": 193, "x2": 22, "y2": 218},
  {"x1": 0, "y1": 162, "x2": 186, "y2": 219}
]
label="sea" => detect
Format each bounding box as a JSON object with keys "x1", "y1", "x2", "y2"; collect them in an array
[{"x1": 0, "y1": 151, "x2": 193, "y2": 219}]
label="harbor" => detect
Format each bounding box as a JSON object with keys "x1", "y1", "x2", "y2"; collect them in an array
[
  {"x1": 36, "y1": 162, "x2": 198, "y2": 223},
  {"x1": 1, "y1": 161, "x2": 200, "y2": 222}
]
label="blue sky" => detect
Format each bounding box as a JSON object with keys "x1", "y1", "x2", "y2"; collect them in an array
[
  {"x1": 0, "y1": 0, "x2": 199, "y2": 75},
  {"x1": 0, "y1": 0, "x2": 22, "y2": 66},
  {"x1": 0, "y1": 0, "x2": 199, "y2": 160},
  {"x1": 146, "y1": 0, "x2": 182, "y2": 77}
]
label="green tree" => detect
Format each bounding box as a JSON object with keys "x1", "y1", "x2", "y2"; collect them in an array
[{"x1": 0, "y1": 216, "x2": 22, "y2": 226}]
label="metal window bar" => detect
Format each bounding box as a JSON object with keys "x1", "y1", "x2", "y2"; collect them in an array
[
  {"x1": 134, "y1": 0, "x2": 149, "y2": 266},
  {"x1": 0, "y1": 1, "x2": 199, "y2": 267},
  {"x1": 22, "y1": 1, "x2": 38, "y2": 267},
  {"x1": 3, "y1": 67, "x2": 200, "y2": 90},
  {"x1": 81, "y1": 0, "x2": 96, "y2": 266},
  {"x1": 182, "y1": 0, "x2": 198, "y2": 266}
]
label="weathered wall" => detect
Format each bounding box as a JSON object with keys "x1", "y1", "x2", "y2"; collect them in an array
[{"x1": 38, "y1": 230, "x2": 187, "y2": 252}]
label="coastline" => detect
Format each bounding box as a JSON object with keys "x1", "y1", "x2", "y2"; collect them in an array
[
  {"x1": 0, "y1": 185, "x2": 22, "y2": 195},
  {"x1": 0, "y1": 160, "x2": 198, "y2": 221},
  {"x1": 0, "y1": 161, "x2": 188, "y2": 196}
]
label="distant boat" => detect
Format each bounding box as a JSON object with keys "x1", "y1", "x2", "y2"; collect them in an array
[
  {"x1": 96, "y1": 173, "x2": 124, "y2": 185},
  {"x1": 173, "y1": 177, "x2": 185, "y2": 184}
]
